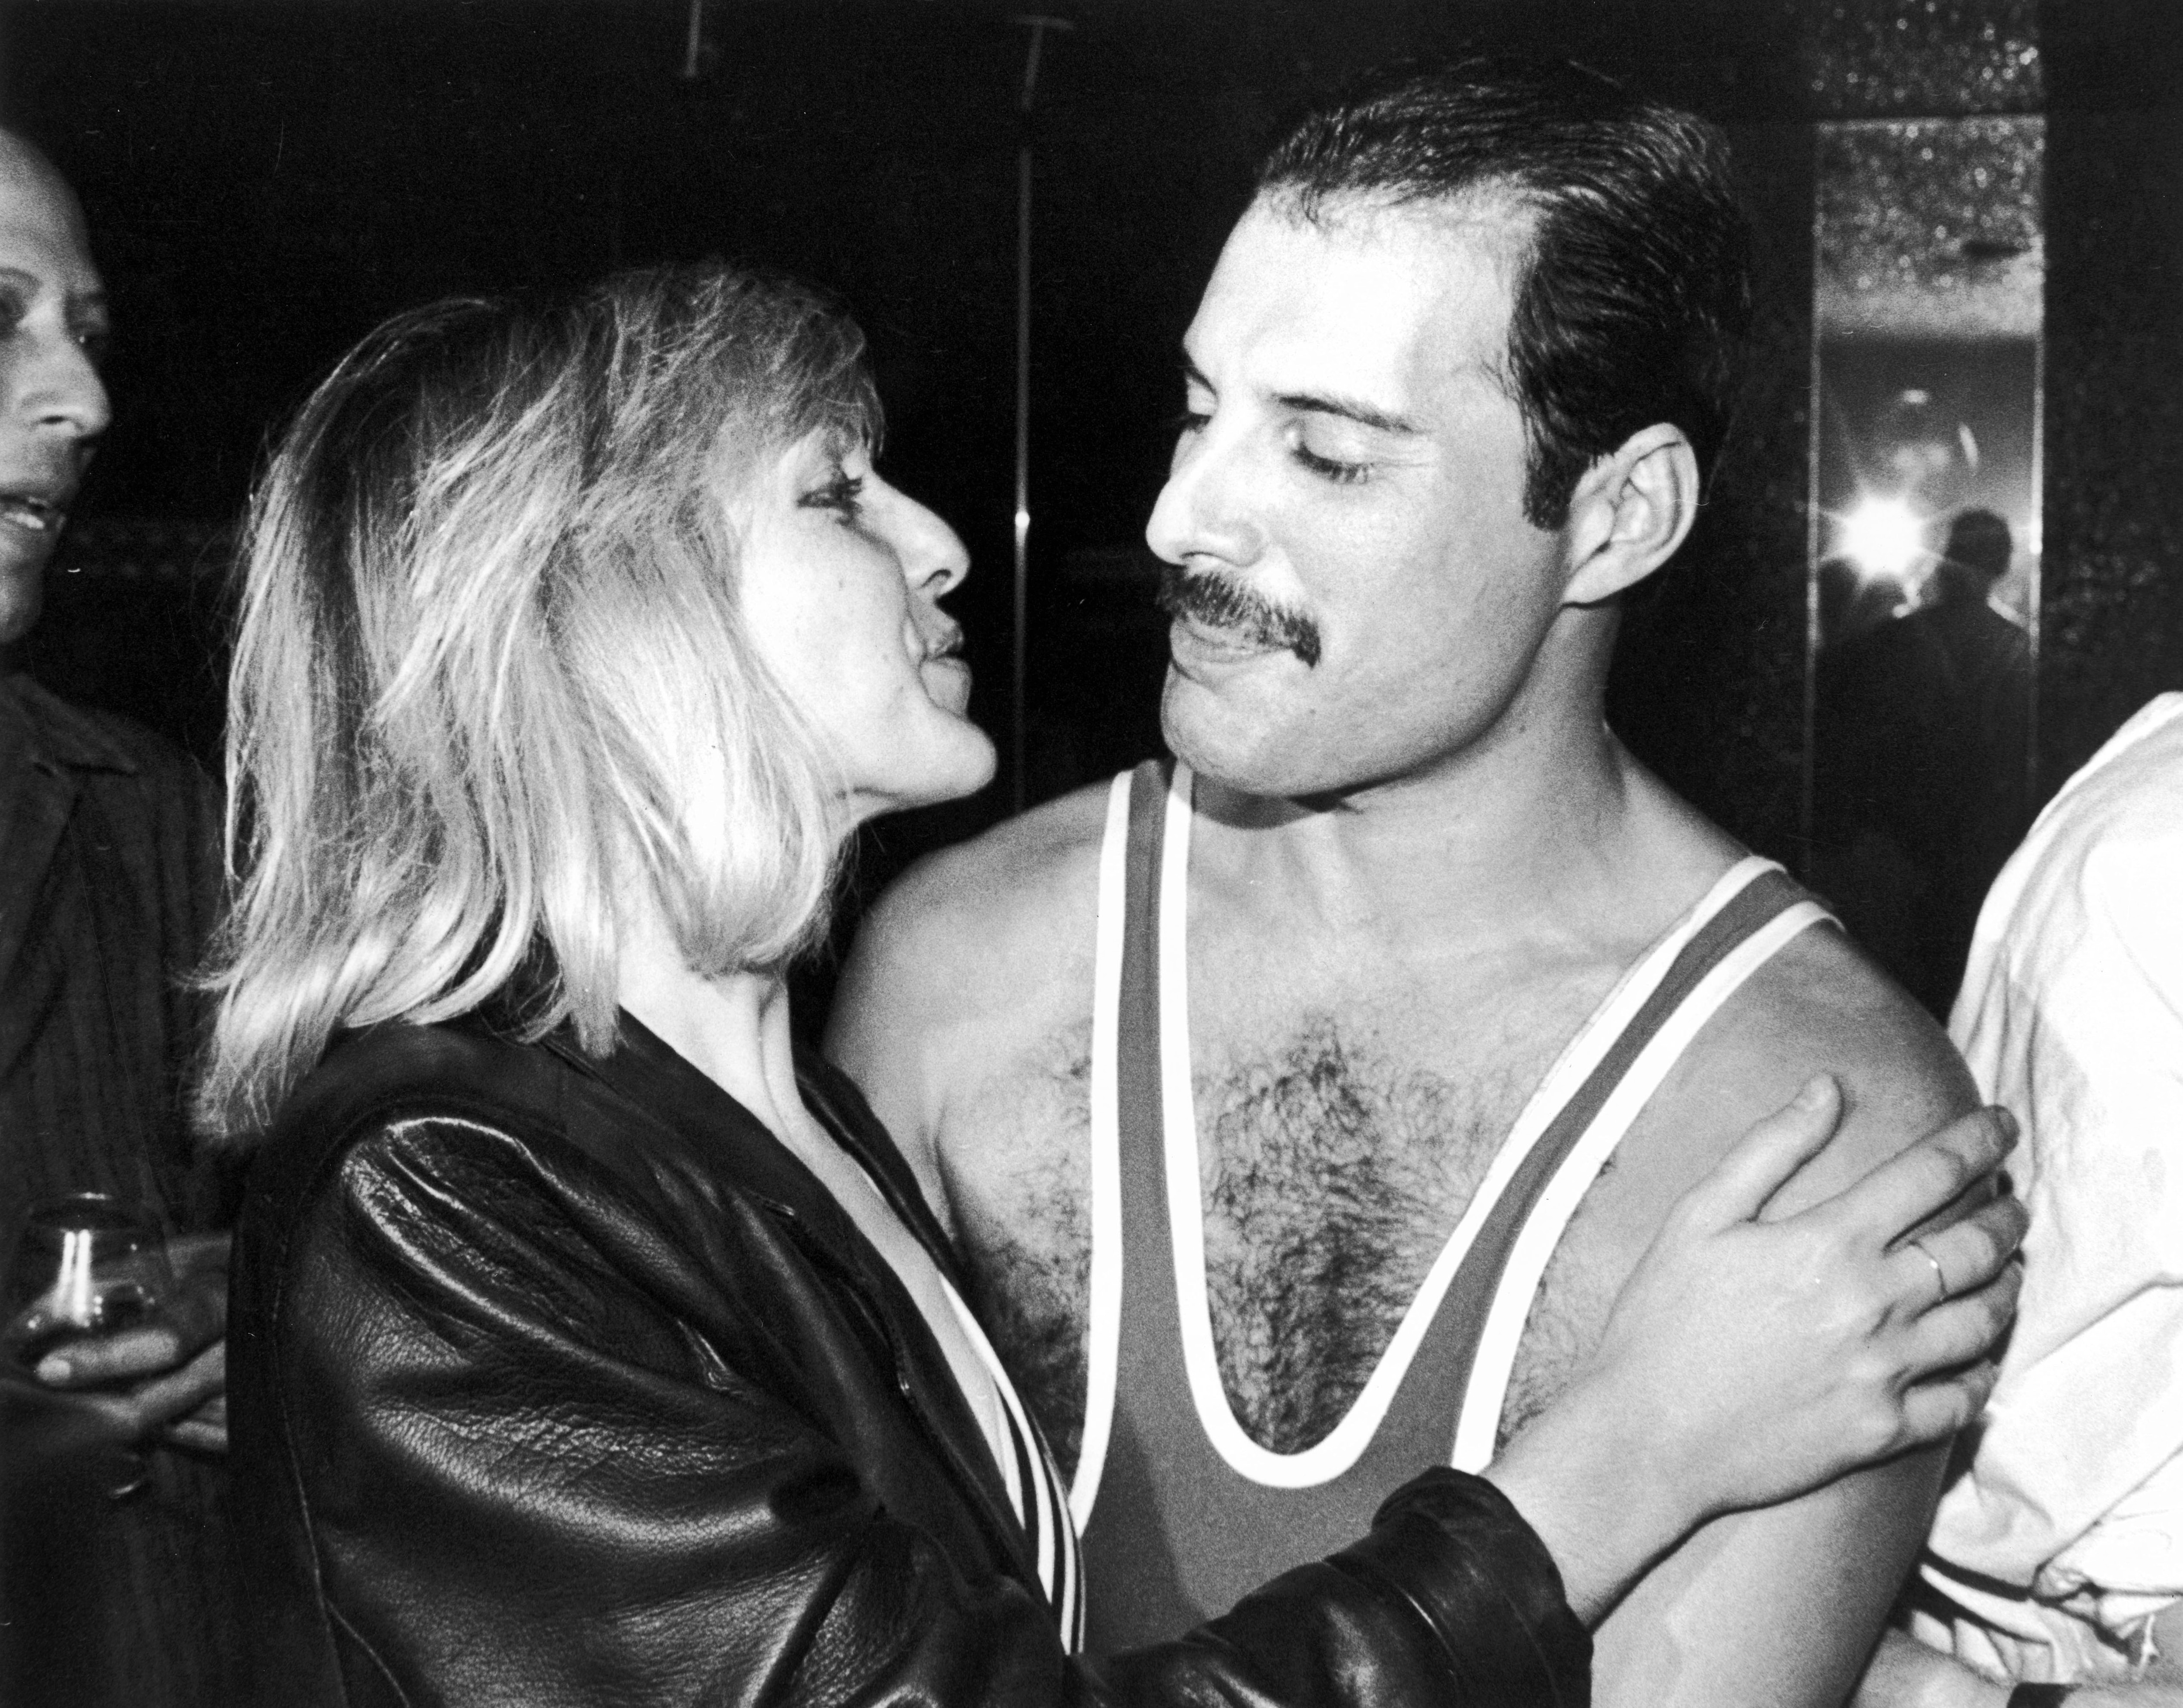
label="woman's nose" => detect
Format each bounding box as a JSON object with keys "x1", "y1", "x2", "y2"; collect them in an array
[{"x1": 888, "y1": 484, "x2": 970, "y2": 598}]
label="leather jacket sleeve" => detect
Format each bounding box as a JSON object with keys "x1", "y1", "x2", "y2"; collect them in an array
[{"x1": 234, "y1": 1107, "x2": 1587, "y2": 1708}]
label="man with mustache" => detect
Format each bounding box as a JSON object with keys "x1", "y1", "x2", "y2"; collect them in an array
[
  {"x1": 830, "y1": 59, "x2": 1990, "y2": 1705},
  {"x1": 0, "y1": 127, "x2": 245, "y2": 1702}
]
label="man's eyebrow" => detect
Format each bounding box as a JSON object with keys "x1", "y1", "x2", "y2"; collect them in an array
[
  {"x1": 1271, "y1": 388, "x2": 1419, "y2": 436},
  {"x1": 1179, "y1": 351, "x2": 1419, "y2": 437}
]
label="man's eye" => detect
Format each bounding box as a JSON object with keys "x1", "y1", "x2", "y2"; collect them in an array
[
  {"x1": 1292, "y1": 442, "x2": 1372, "y2": 486},
  {"x1": 74, "y1": 325, "x2": 111, "y2": 364}
]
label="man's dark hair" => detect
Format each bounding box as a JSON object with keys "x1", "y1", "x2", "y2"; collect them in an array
[{"x1": 1257, "y1": 57, "x2": 1753, "y2": 530}]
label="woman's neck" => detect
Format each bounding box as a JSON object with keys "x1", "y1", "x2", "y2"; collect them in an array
[{"x1": 615, "y1": 900, "x2": 802, "y2": 1141}]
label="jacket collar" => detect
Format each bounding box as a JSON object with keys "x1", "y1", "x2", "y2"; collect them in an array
[
  {"x1": 542, "y1": 1013, "x2": 964, "y2": 1285},
  {"x1": 537, "y1": 1013, "x2": 1044, "y2": 1589}
]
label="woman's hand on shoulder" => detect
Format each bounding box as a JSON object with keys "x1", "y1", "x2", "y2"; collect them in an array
[
  {"x1": 1590, "y1": 1076, "x2": 2024, "y2": 1516},
  {"x1": 1487, "y1": 1079, "x2": 2025, "y2": 1621}
]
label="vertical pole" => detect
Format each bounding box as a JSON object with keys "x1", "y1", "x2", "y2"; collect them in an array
[
  {"x1": 1013, "y1": 134, "x2": 1033, "y2": 814},
  {"x1": 1008, "y1": 14, "x2": 1069, "y2": 815},
  {"x1": 1800, "y1": 125, "x2": 1827, "y2": 877},
  {"x1": 680, "y1": 0, "x2": 704, "y2": 80}
]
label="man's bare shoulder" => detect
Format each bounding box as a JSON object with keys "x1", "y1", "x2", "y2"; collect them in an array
[
  {"x1": 839, "y1": 778, "x2": 1112, "y2": 1013},
  {"x1": 1507, "y1": 915, "x2": 1980, "y2": 1440},
  {"x1": 1646, "y1": 918, "x2": 1978, "y2": 1211},
  {"x1": 825, "y1": 778, "x2": 1118, "y2": 1190}
]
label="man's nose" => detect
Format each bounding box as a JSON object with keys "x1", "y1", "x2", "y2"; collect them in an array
[
  {"x1": 1144, "y1": 430, "x2": 1263, "y2": 568},
  {"x1": 16, "y1": 332, "x2": 111, "y2": 444}
]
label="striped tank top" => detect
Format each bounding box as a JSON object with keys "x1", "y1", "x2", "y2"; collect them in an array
[{"x1": 1071, "y1": 761, "x2": 1832, "y2": 1656}]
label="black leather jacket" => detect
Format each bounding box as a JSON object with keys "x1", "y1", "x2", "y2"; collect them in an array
[{"x1": 229, "y1": 1015, "x2": 1587, "y2": 1707}]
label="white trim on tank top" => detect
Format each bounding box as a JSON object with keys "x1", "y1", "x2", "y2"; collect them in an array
[
  {"x1": 1069, "y1": 771, "x2": 1135, "y2": 1530},
  {"x1": 939, "y1": 1276, "x2": 1082, "y2": 1643},
  {"x1": 1071, "y1": 761, "x2": 1823, "y2": 1506},
  {"x1": 1448, "y1": 891, "x2": 1830, "y2": 1470}
]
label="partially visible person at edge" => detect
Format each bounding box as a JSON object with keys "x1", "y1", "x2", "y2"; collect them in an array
[
  {"x1": 200, "y1": 263, "x2": 2025, "y2": 1707},
  {"x1": 827, "y1": 58, "x2": 2005, "y2": 1707},
  {"x1": 1858, "y1": 695, "x2": 2183, "y2": 1708},
  {"x1": 0, "y1": 127, "x2": 245, "y2": 1705}
]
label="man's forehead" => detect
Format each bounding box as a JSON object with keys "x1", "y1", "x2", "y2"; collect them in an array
[{"x1": 1187, "y1": 191, "x2": 1529, "y2": 398}]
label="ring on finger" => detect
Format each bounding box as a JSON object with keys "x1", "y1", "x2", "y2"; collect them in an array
[{"x1": 1907, "y1": 1236, "x2": 1949, "y2": 1305}]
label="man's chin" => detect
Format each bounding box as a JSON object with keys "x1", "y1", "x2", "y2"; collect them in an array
[{"x1": 1159, "y1": 667, "x2": 1338, "y2": 801}]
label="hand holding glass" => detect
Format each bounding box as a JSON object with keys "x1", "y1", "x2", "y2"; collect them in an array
[{"x1": 3, "y1": 1193, "x2": 176, "y2": 1495}]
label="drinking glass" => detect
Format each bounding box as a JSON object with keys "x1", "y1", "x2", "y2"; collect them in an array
[{"x1": 2, "y1": 1194, "x2": 176, "y2": 1497}]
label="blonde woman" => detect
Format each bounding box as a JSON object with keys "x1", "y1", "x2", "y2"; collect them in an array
[{"x1": 204, "y1": 265, "x2": 2025, "y2": 1708}]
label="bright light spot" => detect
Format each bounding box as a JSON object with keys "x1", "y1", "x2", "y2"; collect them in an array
[{"x1": 1838, "y1": 496, "x2": 1928, "y2": 577}]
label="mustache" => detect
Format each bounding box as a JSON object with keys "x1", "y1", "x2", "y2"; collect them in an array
[{"x1": 1156, "y1": 564, "x2": 1322, "y2": 668}]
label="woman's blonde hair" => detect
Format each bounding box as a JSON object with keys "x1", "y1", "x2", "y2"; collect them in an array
[{"x1": 196, "y1": 264, "x2": 881, "y2": 1144}]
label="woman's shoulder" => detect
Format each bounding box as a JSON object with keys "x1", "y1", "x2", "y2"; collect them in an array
[
  {"x1": 236, "y1": 1020, "x2": 737, "y2": 1354},
  {"x1": 244, "y1": 1020, "x2": 589, "y2": 1232},
  {"x1": 286, "y1": 1018, "x2": 567, "y2": 1133},
  {"x1": 250, "y1": 1018, "x2": 796, "y2": 1253},
  {"x1": 268, "y1": 1017, "x2": 560, "y2": 1157}
]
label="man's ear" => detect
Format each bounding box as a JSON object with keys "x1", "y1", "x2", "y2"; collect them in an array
[{"x1": 1560, "y1": 424, "x2": 1702, "y2": 607}]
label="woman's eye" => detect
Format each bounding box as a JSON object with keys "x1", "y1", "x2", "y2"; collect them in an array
[
  {"x1": 1171, "y1": 407, "x2": 1210, "y2": 438},
  {"x1": 800, "y1": 473, "x2": 865, "y2": 522}
]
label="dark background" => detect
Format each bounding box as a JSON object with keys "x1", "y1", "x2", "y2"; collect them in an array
[{"x1": 3, "y1": 0, "x2": 2178, "y2": 975}]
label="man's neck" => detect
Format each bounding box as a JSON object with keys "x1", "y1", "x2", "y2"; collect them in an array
[{"x1": 1188, "y1": 694, "x2": 1704, "y2": 954}]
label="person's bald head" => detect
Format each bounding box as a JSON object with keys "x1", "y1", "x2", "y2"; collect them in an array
[
  {"x1": 0, "y1": 126, "x2": 110, "y2": 648},
  {"x1": 0, "y1": 128, "x2": 72, "y2": 206}
]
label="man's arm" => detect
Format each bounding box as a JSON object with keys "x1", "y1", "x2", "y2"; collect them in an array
[
  {"x1": 1580, "y1": 929, "x2": 1982, "y2": 1707},
  {"x1": 1491, "y1": 1079, "x2": 2020, "y2": 1628}
]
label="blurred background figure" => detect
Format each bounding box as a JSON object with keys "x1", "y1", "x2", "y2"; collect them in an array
[
  {"x1": 0, "y1": 126, "x2": 247, "y2": 1706},
  {"x1": 1814, "y1": 506, "x2": 2032, "y2": 1017},
  {"x1": 1819, "y1": 552, "x2": 1914, "y2": 650}
]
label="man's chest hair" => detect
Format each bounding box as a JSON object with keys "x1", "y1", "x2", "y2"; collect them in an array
[
  {"x1": 962, "y1": 1008, "x2": 1570, "y2": 1453},
  {"x1": 1192, "y1": 1012, "x2": 1553, "y2": 1451}
]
